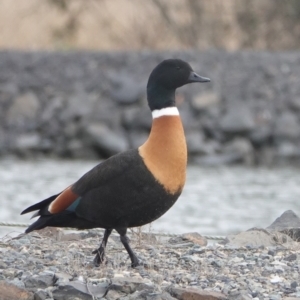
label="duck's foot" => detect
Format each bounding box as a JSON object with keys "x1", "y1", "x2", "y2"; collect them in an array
[
  {"x1": 131, "y1": 255, "x2": 140, "y2": 268},
  {"x1": 92, "y1": 246, "x2": 106, "y2": 267},
  {"x1": 92, "y1": 229, "x2": 112, "y2": 267}
]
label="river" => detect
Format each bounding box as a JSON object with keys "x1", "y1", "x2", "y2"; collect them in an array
[{"x1": 1, "y1": 159, "x2": 299, "y2": 238}]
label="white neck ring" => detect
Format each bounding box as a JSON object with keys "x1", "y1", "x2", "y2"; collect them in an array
[{"x1": 152, "y1": 107, "x2": 179, "y2": 119}]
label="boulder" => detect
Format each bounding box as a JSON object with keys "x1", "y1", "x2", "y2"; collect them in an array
[
  {"x1": 33, "y1": 290, "x2": 48, "y2": 300},
  {"x1": 122, "y1": 106, "x2": 152, "y2": 130},
  {"x1": 274, "y1": 111, "x2": 300, "y2": 140},
  {"x1": 249, "y1": 126, "x2": 273, "y2": 147},
  {"x1": 181, "y1": 232, "x2": 207, "y2": 246},
  {"x1": 0, "y1": 129, "x2": 6, "y2": 154},
  {"x1": 84, "y1": 123, "x2": 128, "y2": 157},
  {"x1": 6, "y1": 92, "x2": 40, "y2": 129},
  {"x1": 185, "y1": 131, "x2": 210, "y2": 155},
  {"x1": 127, "y1": 130, "x2": 148, "y2": 149},
  {"x1": 40, "y1": 95, "x2": 66, "y2": 123},
  {"x1": 224, "y1": 228, "x2": 292, "y2": 248},
  {"x1": 196, "y1": 152, "x2": 243, "y2": 166},
  {"x1": 0, "y1": 281, "x2": 34, "y2": 300},
  {"x1": 52, "y1": 285, "x2": 92, "y2": 300},
  {"x1": 191, "y1": 92, "x2": 220, "y2": 112},
  {"x1": 127, "y1": 290, "x2": 177, "y2": 300},
  {"x1": 289, "y1": 97, "x2": 300, "y2": 111},
  {"x1": 53, "y1": 279, "x2": 110, "y2": 300},
  {"x1": 167, "y1": 286, "x2": 227, "y2": 300},
  {"x1": 275, "y1": 141, "x2": 300, "y2": 159},
  {"x1": 61, "y1": 91, "x2": 96, "y2": 122},
  {"x1": 14, "y1": 133, "x2": 41, "y2": 151},
  {"x1": 110, "y1": 73, "x2": 145, "y2": 104},
  {"x1": 222, "y1": 137, "x2": 254, "y2": 165},
  {"x1": 219, "y1": 104, "x2": 256, "y2": 134},
  {"x1": 267, "y1": 210, "x2": 300, "y2": 230},
  {"x1": 24, "y1": 274, "x2": 55, "y2": 289},
  {"x1": 110, "y1": 277, "x2": 154, "y2": 294},
  {"x1": 267, "y1": 210, "x2": 300, "y2": 241}
]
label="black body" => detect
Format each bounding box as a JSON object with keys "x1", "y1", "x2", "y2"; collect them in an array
[
  {"x1": 22, "y1": 149, "x2": 180, "y2": 267},
  {"x1": 73, "y1": 150, "x2": 180, "y2": 228}
]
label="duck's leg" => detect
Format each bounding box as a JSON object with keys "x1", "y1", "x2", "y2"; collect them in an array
[
  {"x1": 92, "y1": 228, "x2": 112, "y2": 266},
  {"x1": 116, "y1": 227, "x2": 140, "y2": 268}
]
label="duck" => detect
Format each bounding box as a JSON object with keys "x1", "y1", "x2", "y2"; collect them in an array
[{"x1": 21, "y1": 59, "x2": 210, "y2": 267}]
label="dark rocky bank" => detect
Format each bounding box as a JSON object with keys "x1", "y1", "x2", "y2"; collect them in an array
[
  {"x1": 1, "y1": 50, "x2": 300, "y2": 165},
  {"x1": 0, "y1": 210, "x2": 300, "y2": 300}
]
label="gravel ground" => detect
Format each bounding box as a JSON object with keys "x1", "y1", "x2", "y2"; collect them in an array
[{"x1": 0, "y1": 226, "x2": 299, "y2": 300}]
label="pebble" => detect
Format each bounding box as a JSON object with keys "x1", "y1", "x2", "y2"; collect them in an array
[{"x1": 0, "y1": 228, "x2": 299, "y2": 300}]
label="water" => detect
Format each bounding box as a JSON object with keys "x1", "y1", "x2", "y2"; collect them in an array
[{"x1": 1, "y1": 159, "x2": 300, "y2": 238}]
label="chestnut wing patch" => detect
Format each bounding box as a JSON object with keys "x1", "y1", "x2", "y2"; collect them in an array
[{"x1": 49, "y1": 186, "x2": 79, "y2": 214}]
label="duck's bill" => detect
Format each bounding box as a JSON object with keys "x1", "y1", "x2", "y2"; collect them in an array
[{"x1": 188, "y1": 71, "x2": 210, "y2": 83}]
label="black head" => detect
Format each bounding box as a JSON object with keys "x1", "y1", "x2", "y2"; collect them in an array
[{"x1": 147, "y1": 59, "x2": 210, "y2": 111}]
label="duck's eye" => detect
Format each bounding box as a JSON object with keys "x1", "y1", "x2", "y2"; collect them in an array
[{"x1": 176, "y1": 66, "x2": 181, "y2": 71}]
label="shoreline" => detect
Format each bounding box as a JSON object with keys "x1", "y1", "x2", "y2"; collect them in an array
[{"x1": 1, "y1": 223, "x2": 299, "y2": 300}]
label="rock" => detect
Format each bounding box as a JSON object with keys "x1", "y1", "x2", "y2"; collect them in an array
[
  {"x1": 185, "y1": 131, "x2": 213, "y2": 155},
  {"x1": 33, "y1": 227, "x2": 64, "y2": 240},
  {"x1": 110, "y1": 277, "x2": 154, "y2": 294},
  {"x1": 181, "y1": 232, "x2": 207, "y2": 246},
  {"x1": 0, "y1": 129, "x2": 6, "y2": 154},
  {"x1": 9, "y1": 278, "x2": 26, "y2": 289},
  {"x1": 0, "y1": 51, "x2": 300, "y2": 164},
  {"x1": 6, "y1": 92, "x2": 40, "y2": 128},
  {"x1": 266, "y1": 210, "x2": 300, "y2": 241},
  {"x1": 63, "y1": 121, "x2": 81, "y2": 139},
  {"x1": 284, "y1": 253, "x2": 297, "y2": 262},
  {"x1": 84, "y1": 123, "x2": 128, "y2": 156},
  {"x1": 54, "y1": 272, "x2": 73, "y2": 284},
  {"x1": 0, "y1": 281, "x2": 34, "y2": 300},
  {"x1": 2, "y1": 217, "x2": 300, "y2": 299},
  {"x1": 267, "y1": 210, "x2": 300, "y2": 229},
  {"x1": 54, "y1": 279, "x2": 110, "y2": 299},
  {"x1": 191, "y1": 92, "x2": 220, "y2": 111},
  {"x1": 122, "y1": 106, "x2": 152, "y2": 130},
  {"x1": 14, "y1": 133, "x2": 41, "y2": 151},
  {"x1": 62, "y1": 91, "x2": 97, "y2": 121},
  {"x1": 40, "y1": 95, "x2": 66, "y2": 123},
  {"x1": 0, "y1": 83, "x2": 18, "y2": 106},
  {"x1": 225, "y1": 228, "x2": 278, "y2": 248},
  {"x1": 65, "y1": 138, "x2": 95, "y2": 159},
  {"x1": 249, "y1": 126, "x2": 273, "y2": 147},
  {"x1": 126, "y1": 290, "x2": 177, "y2": 300},
  {"x1": 275, "y1": 141, "x2": 300, "y2": 159},
  {"x1": 58, "y1": 232, "x2": 84, "y2": 242},
  {"x1": 34, "y1": 290, "x2": 48, "y2": 300},
  {"x1": 24, "y1": 274, "x2": 55, "y2": 289},
  {"x1": 274, "y1": 112, "x2": 300, "y2": 140},
  {"x1": 127, "y1": 130, "x2": 148, "y2": 149},
  {"x1": 223, "y1": 137, "x2": 254, "y2": 164},
  {"x1": 232, "y1": 291, "x2": 253, "y2": 300},
  {"x1": 52, "y1": 285, "x2": 93, "y2": 300},
  {"x1": 196, "y1": 152, "x2": 243, "y2": 166},
  {"x1": 219, "y1": 104, "x2": 256, "y2": 134},
  {"x1": 289, "y1": 97, "x2": 300, "y2": 111},
  {"x1": 110, "y1": 74, "x2": 145, "y2": 104},
  {"x1": 270, "y1": 275, "x2": 282, "y2": 283},
  {"x1": 167, "y1": 286, "x2": 227, "y2": 300},
  {"x1": 185, "y1": 131, "x2": 205, "y2": 154},
  {"x1": 158, "y1": 292, "x2": 178, "y2": 300}
]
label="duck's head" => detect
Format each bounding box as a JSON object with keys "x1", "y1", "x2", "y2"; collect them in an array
[{"x1": 147, "y1": 59, "x2": 210, "y2": 111}]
